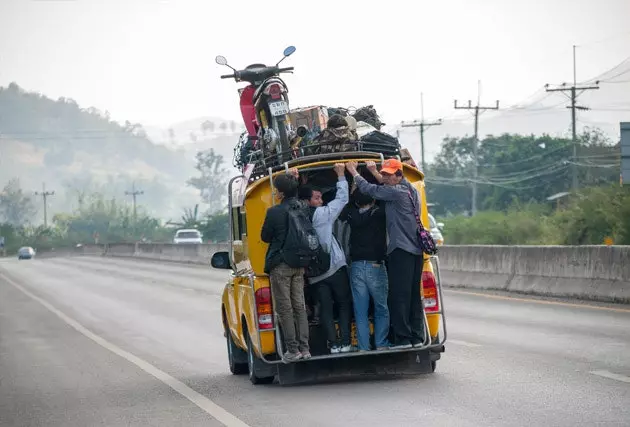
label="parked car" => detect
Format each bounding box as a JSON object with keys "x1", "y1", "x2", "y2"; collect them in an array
[
  {"x1": 173, "y1": 229, "x2": 203, "y2": 244},
  {"x1": 428, "y1": 214, "x2": 444, "y2": 245},
  {"x1": 17, "y1": 246, "x2": 36, "y2": 260}
]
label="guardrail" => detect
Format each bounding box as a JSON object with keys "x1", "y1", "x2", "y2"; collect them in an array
[{"x1": 91, "y1": 243, "x2": 629, "y2": 303}]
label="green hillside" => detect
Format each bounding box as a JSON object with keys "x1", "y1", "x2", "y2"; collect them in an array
[{"x1": 0, "y1": 82, "x2": 201, "y2": 220}]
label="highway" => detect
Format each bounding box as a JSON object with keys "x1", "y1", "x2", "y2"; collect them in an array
[{"x1": 1, "y1": 256, "x2": 628, "y2": 427}]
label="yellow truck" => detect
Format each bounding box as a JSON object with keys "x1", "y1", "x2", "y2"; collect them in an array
[{"x1": 211, "y1": 151, "x2": 446, "y2": 385}]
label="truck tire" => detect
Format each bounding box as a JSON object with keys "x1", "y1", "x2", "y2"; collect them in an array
[
  {"x1": 246, "y1": 332, "x2": 275, "y2": 385},
  {"x1": 226, "y1": 329, "x2": 248, "y2": 375}
]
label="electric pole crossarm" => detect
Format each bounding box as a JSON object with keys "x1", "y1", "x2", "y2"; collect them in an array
[
  {"x1": 545, "y1": 85, "x2": 600, "y2": 92},
  {"x1": 453, "y1": 93, "x2": 501, "y2": 217},
  {"x1": 34, "y1": 183, "x2": 55, "y2": 227},
  {"x1": 400, "y1": 119, "x2": 442, "y2": 173}
]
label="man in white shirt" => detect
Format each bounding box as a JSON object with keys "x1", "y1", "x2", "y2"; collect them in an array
[{"x1": 298, "y1": 163, "x2": 352, "y2": 354}]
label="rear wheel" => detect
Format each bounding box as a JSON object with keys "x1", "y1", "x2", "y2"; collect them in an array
[
  {"x1": 246, "y1": 332, "x2": 275, "y2": 385},
  {"x1": 226, "y1": 329, "x2": 248, "y2": 375},
  {"x1": 274, "y1": 117, "x2": 290, "y2": 163}
]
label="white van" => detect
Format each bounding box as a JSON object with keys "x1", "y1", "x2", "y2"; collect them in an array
[{"x1": 173, "y1": 229, "x2": 203, "y2": 244}]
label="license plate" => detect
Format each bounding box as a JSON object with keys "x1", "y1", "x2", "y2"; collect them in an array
[{"x1": 269, "y1": 101, "x2": 289, "y2": 117}]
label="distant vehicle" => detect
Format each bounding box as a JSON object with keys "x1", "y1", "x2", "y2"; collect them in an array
[
  {"x1": 17, "y1": 246, "x2": 35, "y2": 260},
  {"x1": 428, "y1": 214, "x2": 444, "y2": 245},
  {"x1": 173, "y1": 229, "x2": 203, "y2": 244}
]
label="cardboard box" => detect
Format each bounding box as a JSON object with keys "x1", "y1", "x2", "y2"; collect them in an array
[{"x1": 288, "y1": 106, "x2": 329, "y2": 133}]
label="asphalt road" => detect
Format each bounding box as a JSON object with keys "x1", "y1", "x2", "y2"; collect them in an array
[{"x1": 1, "y1": 256, "x2": 628, "y2": 427}]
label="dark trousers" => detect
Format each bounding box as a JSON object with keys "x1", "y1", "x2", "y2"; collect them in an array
[
  {"x1": 315, "y1": 267, "x2": 352, "y2": 346},
  {"x1": 387, "y1": 248, "x2": 424, "y2": 345}
]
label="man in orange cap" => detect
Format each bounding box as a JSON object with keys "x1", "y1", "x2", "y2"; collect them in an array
[{"x1": 345, "y1": 159, "x2": 425, "y2": 349}]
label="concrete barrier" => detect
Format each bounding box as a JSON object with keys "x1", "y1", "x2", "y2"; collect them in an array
[
  {"x1": 438, "y1": 245, "x2": 630, "y2": 303},
  {"x1": 95, "y1": 242, "x2": 629, "y2": 303},
  {"x1": 104, "y1": 242, "x2": 229, "y2": 265}
]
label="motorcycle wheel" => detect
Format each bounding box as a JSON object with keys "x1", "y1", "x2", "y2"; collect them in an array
[{"x1": 274, "y1": 117, "x2": 290, "y2": 164}]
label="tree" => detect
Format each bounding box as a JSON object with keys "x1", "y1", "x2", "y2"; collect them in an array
[
  {"x1": 168, "y1": 128, "x2": 176, "y2": 144},
  {"x1": 168, "y1": 204, "x2": 201, "y2": 229},
  {"x1": 201, "y1": 120, "x2": 215, "y2": 134},
  {"x1": 200, "y1": 212, "x2": 229, "y2": 242},
  {"x1": 0, "y1": 178, "x2": 37, "y2": 226},
  {"x1": 187, "y1": 149, "x2": 229, "y2": 213},
  {"x1": 426, "y1": 130, "x2": 619, "y2": 215}
]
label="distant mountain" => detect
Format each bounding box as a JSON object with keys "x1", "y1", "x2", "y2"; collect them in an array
[{"x1": 0, "y1": 83, "x2": 202, "y2": 221}]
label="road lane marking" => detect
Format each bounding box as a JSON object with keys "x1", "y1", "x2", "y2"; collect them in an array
[
  {"x1": 448, "y1": 339, "x2": 482, "y2": 348},
  {"x1": 1, "y1": 273, "x2": 251, "y2": 427},
  {"x1": 445, "y1": 289, "x2": 630, "y2": 314},
  {"x1": 589, "y1": 370, "x2": 630, "y2": 384}
]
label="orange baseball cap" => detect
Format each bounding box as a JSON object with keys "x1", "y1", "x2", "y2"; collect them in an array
[{"x1": 380, "y1": 158, "x2": 403, "y2": 175}]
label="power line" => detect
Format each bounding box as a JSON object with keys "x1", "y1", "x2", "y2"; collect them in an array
[
  {"x1": 401, "y1": 92, "x2": 442, "y2": 172},
  {"x1": 545, "y1": 45, "x2": 600, "y2": 191},
  {"x1": 454, "y1": 81, "x2": 500, "y2": 216},
  {"x1": 34, "y1": 182, "x2": 55, "y2": 228}
]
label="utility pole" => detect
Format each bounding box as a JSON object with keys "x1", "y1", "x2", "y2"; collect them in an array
[
  {"x1": 545, "y1": 45, "x2": 599, "y2": 191},
  {"x1": 125, "y1": 182, "x2": 144, "y2": 221},
  {"x1": 454, "y1": 82, "x2": 500, "y2": 216},
  {"x1": 401, "y1": 93, "x2": 442, "y2": 172},
  {"x1": 34, "y1": 183, "x2": 55, "y2": 228}
]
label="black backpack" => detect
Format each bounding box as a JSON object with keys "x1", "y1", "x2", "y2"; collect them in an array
[
  {"x1": 282, "y1": 202, "x2": 322, "y2": 269},
  {"x1": 359, "y1": 131, "x2": 401, "y2": 156}
]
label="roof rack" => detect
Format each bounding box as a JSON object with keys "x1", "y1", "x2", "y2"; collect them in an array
[{"x1": 244, "y1": 141, "x2": 404, "y2": 183}]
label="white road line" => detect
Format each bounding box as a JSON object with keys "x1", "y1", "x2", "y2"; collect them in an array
[
  {"x1": 448, "y1": 339, "x2": 482, "y2": 348},
  {"x1": 589, "y1": 370, "x2": 630, "y2": 384},
  {"x1": 1, "y1": 273, "x2": 251, "y2": 427}
]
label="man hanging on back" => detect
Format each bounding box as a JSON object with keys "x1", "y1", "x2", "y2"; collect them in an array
[{"x1": 261, "y1": 170, "x2": 311, "y2": 361}]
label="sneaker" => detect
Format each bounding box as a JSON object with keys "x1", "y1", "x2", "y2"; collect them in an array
[
  {"x1": 412, "y1": 341, "x2": 424, "y2": 348},
  {"x1": 376, "y1": 346, "x2": 390, "y2": 351},
  {"x1": 284, "y1": 351, "x2": 302, "y2": 362},
  {"x1": 330, "y1": 345, "x2": 341, "y2": 354},
  {"x1": 340, "y1": 345, "x2": 352, "y2": 353},
  {"x1": 301, "y1": 351, "x2": 312, "y2": 359}
]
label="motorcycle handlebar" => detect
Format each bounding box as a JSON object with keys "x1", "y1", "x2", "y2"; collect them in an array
[{"x1": 220, "y1": 66, "x2": 294, "y2": 81}]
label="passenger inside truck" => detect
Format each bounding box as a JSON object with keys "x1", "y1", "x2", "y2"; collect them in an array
[{"x1": 295, "y1": 165, "x2": 385, "y2": 353}]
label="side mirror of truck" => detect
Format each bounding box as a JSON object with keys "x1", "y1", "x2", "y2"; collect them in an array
[{"x1": 211, "y1": 251, "x2": 231, "y2": 270}]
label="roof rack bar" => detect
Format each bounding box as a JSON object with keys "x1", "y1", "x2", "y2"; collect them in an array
[{"x1": 268, "y1": 167, "x2": 275, "y2": 206}]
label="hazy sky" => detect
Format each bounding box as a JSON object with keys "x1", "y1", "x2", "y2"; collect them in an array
[{"x1": 1, "y1": 0, "x2": 629, "y2": 129}]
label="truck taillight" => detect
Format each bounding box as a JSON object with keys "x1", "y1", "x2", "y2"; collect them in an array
[
  {"x1": 422, "y1": 271, "x2": 440, "y2": 313},
  {"x1": 268, "y1": 84, "x2": 282, "y2": 100},
  {"x1": 255, "y1": 287, "x2": 274, "y2": 329}
]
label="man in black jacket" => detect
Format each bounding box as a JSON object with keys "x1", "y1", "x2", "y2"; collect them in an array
[
  {"x1": 340, "y1": 189, "x2": 390, "y2": 351},
  {"x1": 261, "y1": 170, "x2": 310, "y2": 361}
]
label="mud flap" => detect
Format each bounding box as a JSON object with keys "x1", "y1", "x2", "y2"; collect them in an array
[{"x1": 276, "y1": 349, "x2": 437, "y2": 386}]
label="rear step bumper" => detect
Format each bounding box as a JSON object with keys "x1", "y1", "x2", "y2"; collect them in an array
[{"x1": 272, "y1": 342, "x2": 446, "y2": 364}]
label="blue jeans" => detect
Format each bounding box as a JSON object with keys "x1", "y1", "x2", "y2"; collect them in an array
[{"x1": 350, "y1": 261, "x2": 390, "y2": 350}]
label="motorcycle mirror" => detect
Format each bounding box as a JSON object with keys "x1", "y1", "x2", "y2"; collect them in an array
[
  {"x1": 277, "y1": 46, "x2": 296, "y2": 66},
  {"x1": 215, "y1": 55, "x2": 228, "y2": 66}
]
